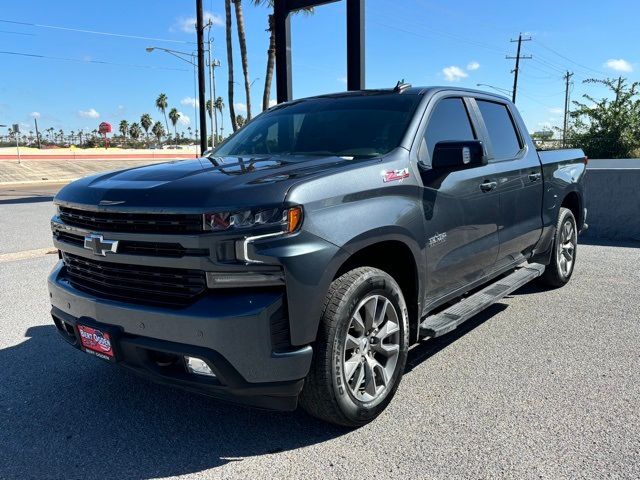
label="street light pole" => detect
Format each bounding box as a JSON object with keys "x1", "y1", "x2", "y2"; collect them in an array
[{"x1": 205, "y1": 21, "x2": 221, "y2": 148}]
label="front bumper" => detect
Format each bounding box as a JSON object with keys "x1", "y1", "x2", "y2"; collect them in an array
[{"x1": 48, "y1": 261, "x2": 313, "y2": 410}]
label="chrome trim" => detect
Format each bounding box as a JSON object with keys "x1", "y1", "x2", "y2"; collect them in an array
[{"x1": 239, "y1": 231, "x2": 285, "y2": 264}]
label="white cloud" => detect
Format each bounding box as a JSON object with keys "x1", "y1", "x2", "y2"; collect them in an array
[
  {"x1": 337, "y1": 76, "x2": 347, "y2": 85},
  {"x1": 467, "y1": 61, "x2": 480, "y2": 71},
  {"x1": 268, "y1": 99, "x2": 278, "y2": 108},
  {"x1": 548, "y1": 107, "x2": 563, "y2": 115},
  {"x1": 173, "y1": 11, "x2": 223, "y2": 33},
  {"x1": 29, "y1": 111, "x2": 41, "y2": 119},
  {"x1": 603, "y1": 58, "x2": 633, "y2": 72},
  {"x1": 180, "y1": 96, "x2": 199, "y2": 108},
  {"x1": 234, "y1": 102, "x2": 247, "y2": 113},
  {"x1": 77, "y1": 108, "x2": 100, "y2": 119},
  {"x1": 177, "y1": 112, "x2": 190, "y2": 126},
  {"x1": 442, "y1": 66, "x2": 468, "y2": 82}
]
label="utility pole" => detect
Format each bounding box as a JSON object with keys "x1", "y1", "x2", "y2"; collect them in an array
[
  {"x1": 506, "y1": 33, "x2": 532, "y2": 104},
  {"x1": 196, "y1": 0, "x2": 207, "y2": 155},
  {"x1": 563, "y1": 71, "x2": 574, "y2": 148}
]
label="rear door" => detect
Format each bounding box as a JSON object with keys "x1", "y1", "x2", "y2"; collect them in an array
[
  {"x1": 472, "y1": 98, "x2": 543, "y2": 268},
  {"x1": 415, "y1": 95, "x2": 500, "y2": 303}
]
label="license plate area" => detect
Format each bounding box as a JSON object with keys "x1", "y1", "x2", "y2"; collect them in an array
[{"x1": 77, "y1": 324, "x2": 117, "y2": 362}]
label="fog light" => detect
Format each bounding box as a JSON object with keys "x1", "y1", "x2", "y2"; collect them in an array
[{"x1": 184, "y1": 356, "x2": 216, "y2": 377}]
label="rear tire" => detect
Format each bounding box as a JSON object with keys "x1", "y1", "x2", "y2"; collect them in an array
[
  {"x1": 299, "y1": 267, "x2": 409, "y2": 427},
  {"x1": 539, "y1": 207, "x2": 577, "y2": 288}
]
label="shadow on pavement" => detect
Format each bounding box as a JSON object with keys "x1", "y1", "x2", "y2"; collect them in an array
[
  {"x1": 0, "y1": 196, "x2": 54, "y2": 205},
  {"x1": 1, "y1": 304, "x2": 509, "y2": 479},
  {"x1": 0, "y1": 325, "x2": 347, "y2": 479}
]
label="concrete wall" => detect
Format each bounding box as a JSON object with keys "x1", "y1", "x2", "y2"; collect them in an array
[{"x1": 583, "y1": 167, "x2": 640, "y2": 242}]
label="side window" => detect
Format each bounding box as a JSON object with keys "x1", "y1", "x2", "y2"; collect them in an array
[
  {"x1": 476, "y1": 100, "x2": 522, "y2": 159},
  {"x1": 421, "y1": 97, "x2": 476, "y2": 164}
]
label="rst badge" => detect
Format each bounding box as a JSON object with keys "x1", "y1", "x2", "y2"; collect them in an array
[
  {"x1": 84, "y1": 234, "x2": 119, "y2": 256},
  {"x1": 428, "y1": 232, "x2": 447, "y2": 247},
  {"x1": 382, "y1": 168, "x2": 410, "y2": 183}
]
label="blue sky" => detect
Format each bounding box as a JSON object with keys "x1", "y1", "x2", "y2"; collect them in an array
[{"x1": 1, "y1": 0, "x2": 638, "y2": 138}]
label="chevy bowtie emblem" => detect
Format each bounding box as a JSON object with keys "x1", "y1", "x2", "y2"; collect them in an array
[{"x1": 84, "y1": 234, "x2": 119, "y2": 256}]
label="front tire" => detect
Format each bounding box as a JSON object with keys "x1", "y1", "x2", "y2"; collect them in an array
[
  {"x1": 539, "y1": 207, "x2": 578, "y2": 287},
  {"x1": 299, "y1": 267, "x2": 409, "y2": 427}
]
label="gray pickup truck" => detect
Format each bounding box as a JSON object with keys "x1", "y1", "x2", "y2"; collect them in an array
[{"x1": 48, "y1": 85, "x2": 587, "y2": 427}]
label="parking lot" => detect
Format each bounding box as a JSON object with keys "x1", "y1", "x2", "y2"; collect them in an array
[{"x1": 1, "y1": 183, "x2": 639, "y2": 479}]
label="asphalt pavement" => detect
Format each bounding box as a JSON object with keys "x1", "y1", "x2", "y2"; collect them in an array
[{"x1": 0, "y1": 186, "x2": 638, "y2": 480}]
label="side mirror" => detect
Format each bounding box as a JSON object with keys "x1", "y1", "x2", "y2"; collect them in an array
[{"x1": 432, "y1": 140, "x2": 486, "y2": 169}]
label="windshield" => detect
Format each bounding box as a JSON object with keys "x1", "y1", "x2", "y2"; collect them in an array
[{"x1": 213, "y1": 93, "x2": 421, "y2": 158}]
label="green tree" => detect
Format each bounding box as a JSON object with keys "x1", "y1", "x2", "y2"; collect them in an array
[
  {"x1": 119, "y1": 120, "x2": 129, "y2": 141},
  {"x1": 215, "y1": 97, "x2": 225, "y2": 137},
  {"x1": 225, "y1": 0, "x2": 238, "y2": 132},
  {"x1": 140, "y1": 113, "x2": 152, "y2": 140},
  {"x1": 168, "y1": 108, "x2": 181, "y2": 147},
  {"x1": 155, "y1": 93, "x2": 169, "y2": 133},
  {"x1": 151, "y1": 121, "x2": 165, "y2": 143},
  {"x1": 236, "y1": 114, "x2": 246, "y2": 128},
  {"x1": 129, "y1": 122, "x2": 142, "y2": 141},
  {"x1": 568, "y1": 77, "x2": 640, "y2": 158}
]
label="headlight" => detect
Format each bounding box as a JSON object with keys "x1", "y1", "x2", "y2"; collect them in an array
[{"x1": 203, "y1": 206, "x2": 303, "y2": 233}]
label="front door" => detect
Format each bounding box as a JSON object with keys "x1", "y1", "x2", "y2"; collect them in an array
[{"x1": 416, "y1": 97, "x2": 500, "y2": 304}]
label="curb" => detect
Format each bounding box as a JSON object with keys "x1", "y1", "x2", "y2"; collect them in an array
[{"x1": 0, "y1": 178, "x2": 79, "y2": 186}]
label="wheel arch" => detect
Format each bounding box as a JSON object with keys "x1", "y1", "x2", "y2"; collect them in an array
[{"x1": 332, "y1": 234, "x2": 424, "y2": 344}]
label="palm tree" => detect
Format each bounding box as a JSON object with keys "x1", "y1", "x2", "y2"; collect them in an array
[
  {"x1": 151, "y1": 121, "x2": 165, "y2": 143},
  {"x1": 155, "y1": 93, "x2": 169, "y2": 133},
  {"x1": 236, "y1": 114, "x2": 246, "y2": 128},
  {"x1": 187, "y1": 126, "x2": 193, "y2": 139},
  {"x1": 129, "y1": 122, "x2": 141, "y2": 141},
  {"x1": 140, "y1": 113, "x2": 152, "y2": 141},
  {"x1": 233, "y1": 0, "x2": 252, "y2": 120},
  {"x1": 119, "y1": 120, "x2": 129, "y2": 142},
  {"x1": 253, "y1": 1, "x2": 313, "y2": 111},
  {"x1": 225, "y1": 0, "x2": 238, "y2": 132},
  {"x1": 58, "y1": 129, "x2": 64, "y2": 144},
  {"x1": 215, "y1": 97, "x2": 225, "y2": 138},
  {"x1": 168, "y1": 108, "x2": 181, "y2": 147}
]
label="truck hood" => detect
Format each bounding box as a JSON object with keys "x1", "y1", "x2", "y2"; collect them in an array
[{"x1": 54, "y1": 155, "x2": 364, "y2": 212}]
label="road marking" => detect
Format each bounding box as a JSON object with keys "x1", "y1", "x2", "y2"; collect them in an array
[{"x1": 0, "y1": 248, "x2": 57, "y2": 263}]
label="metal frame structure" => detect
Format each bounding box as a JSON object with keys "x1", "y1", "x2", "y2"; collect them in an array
[{"x1": 274, "y1": 0, "x2": 365, "y2": 104}]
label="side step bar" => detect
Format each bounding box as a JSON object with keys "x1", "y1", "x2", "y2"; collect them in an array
[{"x1": 419, "y1": 263, "x2": 545, "y2": 338}]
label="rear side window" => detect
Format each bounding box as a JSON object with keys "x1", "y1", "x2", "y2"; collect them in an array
[
  {"x1": 476, "y1": 100, "x2": 522, "y2": 159},
  {"x1": 423, "y1": 98, "x2": 476, "y2": 162}
]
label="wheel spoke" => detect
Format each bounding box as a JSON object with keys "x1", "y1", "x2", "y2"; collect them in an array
[
  {"x1": 351, "y1": 311, "x2": 366, "y2": 333},
  {"x1": 373, "y1": 298, "x2": 389, "y2": 329},
  {"x1": 372, "y1": 358, "x2": 390, "y2": 387},
  {"x1": 363, "y1": 359, "x2": 377, "y2": 396},
  {"x1": 352, "y1": 362, "x2": 365, "y2": 391},
  {"x1": 362, "y1": 297, "x2": 377, "y2": 331},
  {"x1": 344, "y1": 358, "x2": 360, "y2": 382},
  {"x1": 373, "y1": 341, "x2": 400, "y2": 357},
  {"x1": 345, "y1": 334, "x2": 360, "y2": 351},
  {"x1": 375, "y1": 319, "x2": 399, "y2": 341}
]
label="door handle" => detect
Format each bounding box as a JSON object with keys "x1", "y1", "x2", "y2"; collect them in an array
[
  {"x1": 480, "y1": 181, "x2": 497, "y2": 192},
  {"x1": 528, "y1": 172, "x2": 542, "y2": 182}
]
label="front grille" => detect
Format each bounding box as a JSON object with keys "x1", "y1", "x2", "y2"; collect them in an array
[
  {"x1": 54, "y1": 231, "x2": 209, "y2": 258},
  {"x1": 62, "y1": 252, "x2": 207, "y2": 307},
  {"x1": 58, "y1": 206, "x2": 203, "y2": 234}
]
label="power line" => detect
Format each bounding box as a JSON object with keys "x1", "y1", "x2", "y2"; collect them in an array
[
  {"x1": 535, "y1": 40, "x2": 608, "y2": 76},
  {"x1": 506, "y1": 33, "x2": 532, "y2": 103},
  {"x1": 0, "y1": 50, "x2": 190, "y2": 71},
  {"x1": 0, "y1": 18, "x2": 193, "y2": 44}
]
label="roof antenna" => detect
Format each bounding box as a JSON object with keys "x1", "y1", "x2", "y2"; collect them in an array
[{"x1": 394, "y1": 79, "x2": 411, "y2": 92}]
